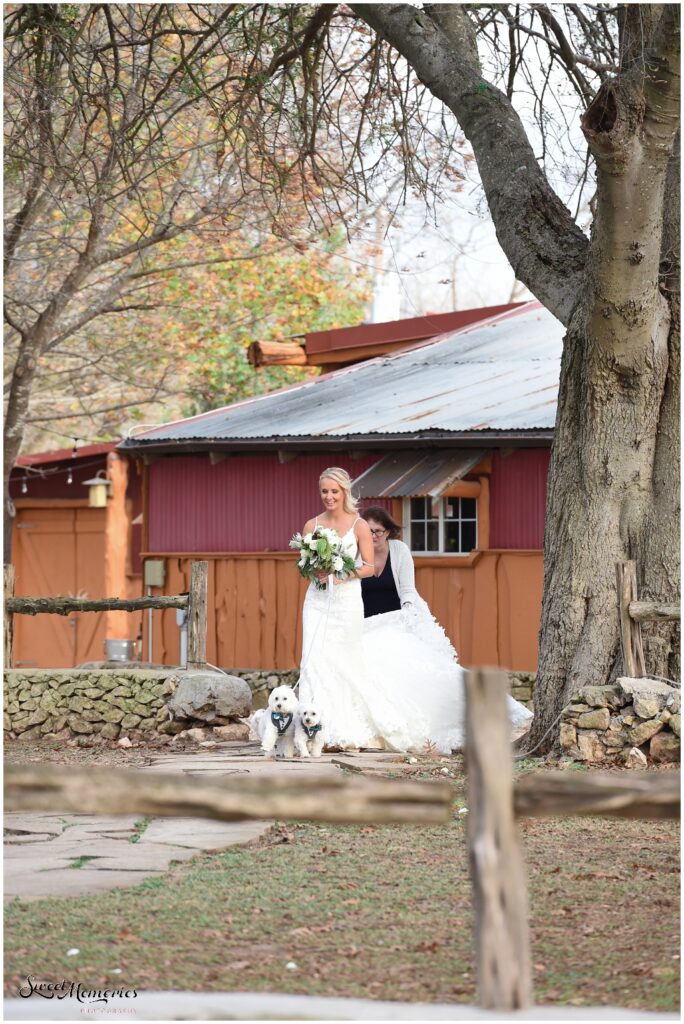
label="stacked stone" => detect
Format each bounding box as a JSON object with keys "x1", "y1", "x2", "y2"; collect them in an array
[
  {"x1": 508, "y1": 672, "x2": 535, "y2": 710},
  {"x1": 560, "y1": 677, "x2": 680, "y2": 764},
  {"x1": 230, "y1": 669, "x2": 299, "y2": 701},
  {"x1": 4, "y1": 668, "x2": 254, "y2": 745},
  {"x1": 4, "y1": 670, "x2": 170, "y2": 741}
]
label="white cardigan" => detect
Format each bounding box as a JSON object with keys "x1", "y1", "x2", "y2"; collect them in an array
[{"x1": 387, "y1": 538, "x2": 421, "y2": 607}]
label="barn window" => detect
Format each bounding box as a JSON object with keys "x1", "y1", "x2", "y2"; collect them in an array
[{"x1": 406, "y1": 496, "x2": 478, "y2": 555}]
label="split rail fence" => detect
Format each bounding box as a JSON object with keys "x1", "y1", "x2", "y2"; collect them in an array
[
  {"x1": 4, "y1": 560, "x2": 209, "y2": 670},
  {"x1": 616, "y1": 559, "x2": 680, "y2": 678},
  {"x1": 4, "y1": 668, "x2": 679, "y2": 1013}
]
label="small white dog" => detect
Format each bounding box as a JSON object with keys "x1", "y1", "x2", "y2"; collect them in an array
[
  {"x1": 295, "y1": 703, "x2": 325, "y2": 758},
  {"x1": 251, "y1": 685, "x2": 299, "y2": 759}
]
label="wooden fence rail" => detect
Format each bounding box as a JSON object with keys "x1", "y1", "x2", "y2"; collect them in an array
[
  {"x1": 4, "y1": 560, "x2": 208, "y2": 669},
  {"x1": 4, "y1": 764, "x2": 452, "y2": 827},
  {"x1": 7, "y1": 595, "x2": 188, "y2": 615}
]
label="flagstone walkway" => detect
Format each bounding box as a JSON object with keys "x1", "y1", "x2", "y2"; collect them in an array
[{"x1": 4, "y1": 744, "x2": 397, "y2": 902}]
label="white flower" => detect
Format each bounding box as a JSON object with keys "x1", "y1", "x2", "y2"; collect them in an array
[
  {"x1": 333, "y1": 556, "x2": 344, "y2": 571},
  {"x1": 298, "y1": 556, "x2": 307, "y2": 568},
  {"x1": 303, "y1": 532, "x2": 313, "y2": 544}
]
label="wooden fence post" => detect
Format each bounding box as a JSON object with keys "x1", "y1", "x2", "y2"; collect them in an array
[
  {"x1": 4, "y1": 564, "x2": 15, "y2": 669},
  {"x1": 186, "y1": 560, "x2": 208, "y2": 669},
  {"x1": 616, "y1": 561, "x2": 646, "y2": 678},
  {"x1": 465, "y1": 668, "x2": 533, "y2": 1011}
]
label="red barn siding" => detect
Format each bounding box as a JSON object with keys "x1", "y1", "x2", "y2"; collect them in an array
[
  {"x1": 147, "y1": 454, "x2": 389, "y2": 553},
  {"x1": 489, "y1": 449, "x2": 550, "y2": 549}
]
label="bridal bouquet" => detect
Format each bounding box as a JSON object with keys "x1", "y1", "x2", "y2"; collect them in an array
[{"x1": 289, "y1": 527, "x2": 358, "y2": 590}]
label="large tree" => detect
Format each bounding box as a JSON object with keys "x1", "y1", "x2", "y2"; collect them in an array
[{"x1": 350, "y1": 4, "x2": 680, "y2": 747}]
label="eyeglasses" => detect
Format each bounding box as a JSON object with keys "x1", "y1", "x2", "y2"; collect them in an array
[{"x1": 369, "y1": 528, "x2": 387, "y2": 537}]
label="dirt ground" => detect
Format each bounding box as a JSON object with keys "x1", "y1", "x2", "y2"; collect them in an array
[{"x1": 4, "y1": 741, "x2": 680, "y2": 1012}]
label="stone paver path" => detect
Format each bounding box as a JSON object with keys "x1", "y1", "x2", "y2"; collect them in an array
[{"x1": 4, "y1": 743, "x2": 398, "y2": 902}]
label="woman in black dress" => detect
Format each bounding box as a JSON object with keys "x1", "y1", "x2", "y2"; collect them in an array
[
  {"x1": 358, "y1": 505, "x2": 532, "y2": 751},
  {"x1": 360, "y1": 507, "x2": 404, "y2": 618}
]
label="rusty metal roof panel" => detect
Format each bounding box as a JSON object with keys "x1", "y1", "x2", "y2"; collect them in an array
[
  {"x1": 124, "y1": 302, "x2": 562, "y2": 445},
  {"x1": 353, "y1": 450, "x2": 487, "y2": 497}
]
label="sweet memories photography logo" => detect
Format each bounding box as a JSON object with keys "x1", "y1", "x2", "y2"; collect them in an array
[{"x1": 19, "y1": 976, "x2": 138, "y2": 1005}]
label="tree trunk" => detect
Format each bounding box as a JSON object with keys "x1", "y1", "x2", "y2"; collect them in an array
[
  {"x1": 529, "y1": 299, "x2": 676, "y2": 748},
  {"x1": 3, "y1": 337, "x2": 43, "y2": 563},
  {"x1": 526, "y1": 8, "x2": 680, "y2": 752}
]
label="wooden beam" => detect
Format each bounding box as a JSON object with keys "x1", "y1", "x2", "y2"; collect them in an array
[
  {"x1": 187, "y1": 560, "x2": 208, "y2": 668},
  {"x1": 4, "y1": 564, "x2": 15, "y2": 669},
  {"x1": 104, "y1": 453, "x2": 130, "y2": 640},
  {"x1": 439, "y1": 480, "x2": 482, "y2": 499},
  {"x1": 465, "y1": 668, "x2": 533, "y2": 1011},
  {"x1": 13, "y1": 498, "x2": 90, "y2": 509},
  {"x1": 247, "y1": 340, "x2": 307, "y2": 367},
  {"x1": 477, "y1": 476, "x2": 490, "y2": 550},
  {"x1": 629, "y1": 601, "x2": 681, "y2": 623},
  {"x1": 142, "y1": 462, "x2": 149, "y2": 555},
  {"x1": 514, "y1": 770, "x2": 680, "y2": 820},
  {"x1": 4, "y1": 764, "x2": 452, "y2": 826}
]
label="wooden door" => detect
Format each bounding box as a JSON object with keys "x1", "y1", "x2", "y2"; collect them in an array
[{"x1": 13, "y1": 504, "x2": 106, "y2": 668}]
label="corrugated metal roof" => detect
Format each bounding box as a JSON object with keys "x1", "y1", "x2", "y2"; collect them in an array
[
  {"x1": 122, "y1": 302, "x2": 562, "y2": 447},
  {"x1": 353, "y1": 450, "x2": 487, "y2": 498}
]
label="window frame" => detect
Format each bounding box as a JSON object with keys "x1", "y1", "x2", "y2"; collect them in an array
[{"x1": 403, "y1": 495, "x2": 478, "y2": 557}]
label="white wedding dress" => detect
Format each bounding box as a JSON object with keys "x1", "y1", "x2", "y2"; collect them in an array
[{"x1": 297, "y1": 523, "x2": 533, "y2": 752}]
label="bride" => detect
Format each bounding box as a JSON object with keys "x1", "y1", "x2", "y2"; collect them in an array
[{"x1": 297, "y1": 467, "x2": 532, "y2": 753}]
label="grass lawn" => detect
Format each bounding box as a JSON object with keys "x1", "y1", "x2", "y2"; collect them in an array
[{"x1": 3, "y1": 747, "x2": 680, "y2": 1012}]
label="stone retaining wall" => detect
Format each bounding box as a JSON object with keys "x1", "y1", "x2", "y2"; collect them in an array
[
  {"x1": 4, "y1": 669, "x2": 172, "y2": 741},
  {"x1": 5, "y1": 665, "x2": 537, "y2": 742},
  {"x1": 560, "y1": 677, "x2": 680, "y2": 764},
  {"x1": 508, "y1": 672, "x2": 535, "y2": 709}
]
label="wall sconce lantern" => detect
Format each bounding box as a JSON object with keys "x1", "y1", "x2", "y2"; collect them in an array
[{"x1": 82, "y1": 470, "x2": 111, "y2": 508}]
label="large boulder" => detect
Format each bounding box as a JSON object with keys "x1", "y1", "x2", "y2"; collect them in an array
[{"x1": 166, "y1": 671, "x2": 252, "y2": 723}]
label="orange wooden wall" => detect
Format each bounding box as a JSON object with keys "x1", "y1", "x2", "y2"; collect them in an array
[
  {"x1": 147, "y1": 550, "x2": 543, "y2": 672},
  {"x1": 13, "y1": 504, "x2": 108, "y2": 668}
]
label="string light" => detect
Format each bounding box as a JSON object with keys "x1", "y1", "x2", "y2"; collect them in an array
[
  {"x1": 67, "y1": 469, "x2": 73, "y2": 485},
  {"x1": 21, "y1": 478, "x2": 28, "y2": 494},
  {"x1": 71, "y1": 438, "x2": 78, "y2": 458}
]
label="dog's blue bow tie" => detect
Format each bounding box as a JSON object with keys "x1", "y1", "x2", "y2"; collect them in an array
[
  {"x1": 271, "y1": 711, "x2": 293, "y2": 733},
  {"x1": 302, "y1": 723, "x2": 322, "y2": 740}
]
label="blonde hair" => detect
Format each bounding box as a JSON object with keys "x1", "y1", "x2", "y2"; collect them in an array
[{"x1": 319, "y1": 467, "x2": 359, "y2": 515}]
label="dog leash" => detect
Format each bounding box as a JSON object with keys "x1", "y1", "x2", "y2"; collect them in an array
[{"x1": 295, "y1": 575, "x2": 335, "y2": 695}]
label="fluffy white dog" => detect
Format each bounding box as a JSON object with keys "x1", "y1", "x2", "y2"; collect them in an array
[
  {"x1": 251, "y1": 685, "x2": 299, "y2": 759},
  {"x1": 295, "y1": 703, "x2": 325, "y2": 758}
]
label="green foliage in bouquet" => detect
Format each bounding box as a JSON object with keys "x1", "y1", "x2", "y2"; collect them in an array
[{"x1": 289, "y1": 527, "x2": 358, "y2": 590}]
